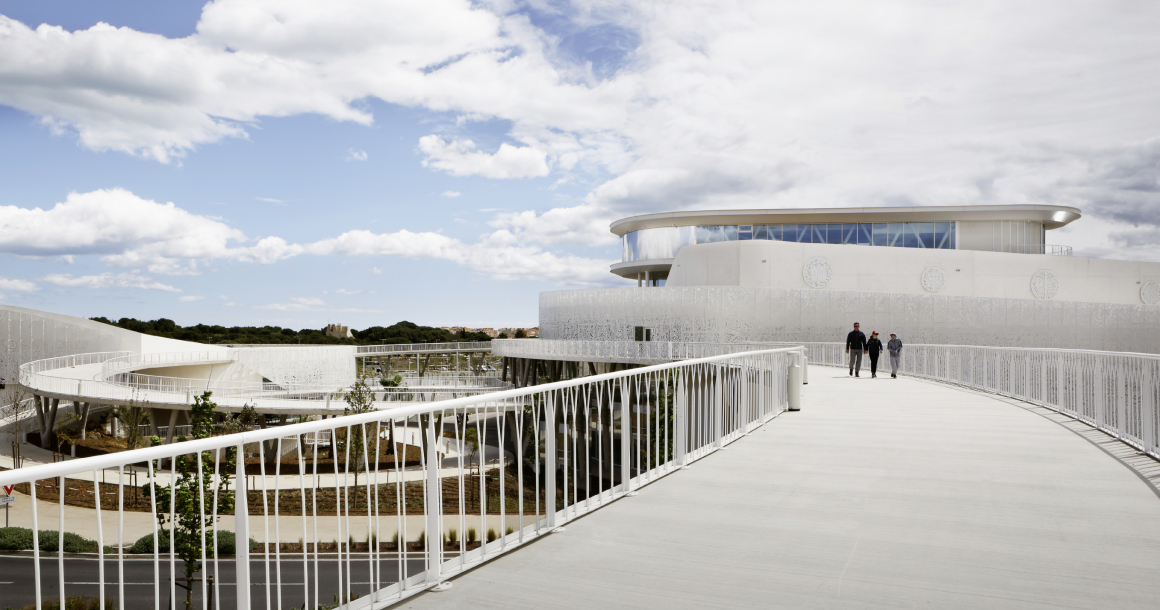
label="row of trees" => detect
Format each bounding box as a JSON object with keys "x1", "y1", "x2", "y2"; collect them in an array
[{"x1": 89, "y1": 317, "x2": 493, "y2": 345}]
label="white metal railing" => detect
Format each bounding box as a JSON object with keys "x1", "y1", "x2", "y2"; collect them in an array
[
  {"x1": 100, "y1": 371, "x2": 510, "y2": 399},
  {"x1": 100, "y1": 350, "x2": 238, "y2": 379},
  {"x1": 0, "y1": 346, "x2": 800, "y2": 610},
  {"x1": 21, "y1": 351, "x2": 132, "y2": 375},
  {"x1": 1000, "y1": 244, "x2": 1072, "y2": 256},
  {"x1": 19, "y1": 348, "x2": 507, "y2": 411},
  {"x1": 356, "y1": 342, "x2": 492, "y2": 356},
  {"x1": 493, "y1": 339, "x2": 797, "y2": 365},
  {"x1": 796, "y1": 341, "x2": 1160, "y2": 459}
]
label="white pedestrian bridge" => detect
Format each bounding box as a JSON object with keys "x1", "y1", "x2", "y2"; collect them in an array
[{"x1": 1, "y1": 343, "x2": 1159, "y2": 609}]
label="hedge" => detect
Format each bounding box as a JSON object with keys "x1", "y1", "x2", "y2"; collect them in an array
[
  {"x1": 0, "y1": 528, "x2": 98, "y2": 553},
  {"x1": 130, "y1": 530, "x2": 257, "y2": 556}
]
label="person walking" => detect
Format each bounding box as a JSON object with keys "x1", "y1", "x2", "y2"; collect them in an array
[
  {"x1": 887, "y1": 332, "x2": 903, "y2": 378},
  {"x1": 866, "y1": 331, "x2": 883, "y2": 378},
  {"x1": 845, "y1": 322, "x2": 867, "y2": 377}
]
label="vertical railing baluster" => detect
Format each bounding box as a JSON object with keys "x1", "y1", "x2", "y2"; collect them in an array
[
  {"x1": 234, "y1": 443, "x2": 250, "y2": 610},
  {"x1": 424, "y1": 410, "x2": 442, "y2": 586}
]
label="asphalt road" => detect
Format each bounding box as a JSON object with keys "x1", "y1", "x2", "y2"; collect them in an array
[{"x1": 0, "y1": 554, "x2": 430, "y2": 609}]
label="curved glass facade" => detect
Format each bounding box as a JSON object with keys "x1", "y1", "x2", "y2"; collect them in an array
[{"x1": 622, "y1": 222, "x2": 956, "y2": 262}]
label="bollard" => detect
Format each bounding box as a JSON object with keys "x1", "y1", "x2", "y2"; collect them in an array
[
  {"x1": 788, "y1": 363, "x2": 802, "y2": 411},
  {"x1": 802, "y1": 355, "x2": 809, "y2": 385}
]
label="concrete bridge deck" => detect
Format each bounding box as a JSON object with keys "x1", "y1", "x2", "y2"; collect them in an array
[{"x1": 402, "y1": 367, "x2": 1160, "y2": 609}]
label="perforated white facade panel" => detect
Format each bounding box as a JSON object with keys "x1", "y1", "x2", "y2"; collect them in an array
[{"x1": 539, "y1": 287, "x2": 1160, "y2": 353}]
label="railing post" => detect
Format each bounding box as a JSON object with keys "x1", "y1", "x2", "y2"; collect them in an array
[
  {"x1": 1144, "y1": 362, "x2": 1157, "y2": 455},
  {"x1": 545, "y1": 393, "x2": 557, "y2": 529},
  {"x1": 674, "y1": 369, "x2": 688, "y2": 467},
  {"x1": 425, "y1": 413, "x2": 442, "y2": 584},
  {"x1": 620, "y1": 378, "x2": 631, "y2": 494},
  {"x1": 1115, "y1": 357, "x2": 1126, "y2": 440},
  {"x1": 234, "y1": 443, "x2": 250, "y2": 610},
  {"x1": 788, "y1": 357, "x2": 802, "y2": 412}
]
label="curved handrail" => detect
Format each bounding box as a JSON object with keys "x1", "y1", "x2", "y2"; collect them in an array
[
  {"x1": 0, "y1": 344, "x2": 800, "y2": 609},
  {"x1": 3, "y1": 344, "x2": 802, "y2": 480},
  {"x1": 356, "y1": 341, "x2": 492, "y2": 355},
  {"x1": 793, "y1": 341, "x2": 1160, "y2": 459}
]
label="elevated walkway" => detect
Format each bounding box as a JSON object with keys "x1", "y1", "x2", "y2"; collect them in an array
[{"x1": 404, "y1": 367, "x2": 1160, "y2": 609}]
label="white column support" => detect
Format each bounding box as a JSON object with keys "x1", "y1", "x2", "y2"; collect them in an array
[
  {"x1": 619, "y1": 378, "x2": 631, "y2": 493},
  {"x1": 674, "y1": 370, "x2": 688, "y2": 467},
  {"x1": 234, "y1": 444, "x2": 250, "y2": 610},
  {"x1": 424, "y1": 414, "x2": 442, "y2": 584},
  {"x1": 544, "y1": 393, "x2": 557, "y2": 529},
  {"x1": 788, "y1": 360, "x2": 802, "y2": 411},
  {"x1": 79, "y1": 403, "x2": 92, "y2": 440}
]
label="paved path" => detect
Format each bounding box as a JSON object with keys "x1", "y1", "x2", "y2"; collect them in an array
[{"x1": 399, "y1": 367, "x2": 1160, "y2": 609}]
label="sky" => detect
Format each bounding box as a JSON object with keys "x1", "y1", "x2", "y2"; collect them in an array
[{"x1": 0, "y1": 0, "x2": 1158, "y2": 330}]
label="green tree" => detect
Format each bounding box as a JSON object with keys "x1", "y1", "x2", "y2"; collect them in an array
[
  {"x1": 143, "y1": 391, "x2": 234, "y2": 610},
  {"x1": 514, "y1": 329, "x2": 527, "y2": 339},
  {"x1": 338, "y1": 375, "x2": 376, "y2": 488},
  {"x1": 113, "y1": 391, "x2": 151, "y2": 451}
]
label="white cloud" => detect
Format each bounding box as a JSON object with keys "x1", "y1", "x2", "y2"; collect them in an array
[
  {"x1": 256, "y1": 197, "x2": 287, "y2": 204},
  {"x1": 441, "y1": 191, "x2": 462, "y2": 198},
  {"x1": 3, "y1": 1, "x2": 1159, "y2": 269},
  {"x1": 256, "y1": 296, "x2": 378, "y2": 313},
  {"x1": 0, "y1": 189, "x2": 304, "y2": 273},
  {"x1": 0, "y1": 1, "x2": 627, "y2": 163},
  {"x1": 43, "y1": 272, "x2": 181, "y2": 292},
  {"x1": 179, "y1": 295, "x2": 205, "y2": 302},
  {"x1": 306, "y1": 228, "x2": 610, "y2": 284},
  {"x1": 418, "y1": 136, "x2": 550, "y2": 179},
  {"x1": 0, "y1": 277, "x2": 37, "y2": 292},
  {"x1": 256, "y1": 297, "x2": 326, "y2": 311},
  {"x1": 371, "y1": 267, "x2": 382, "y2": 274},
  {"x1": 347, "y1": 149, "x2": 368, "y2": 161},
  {"x1": 335, "y1": 289, "x2": 362, "y2": 295}
]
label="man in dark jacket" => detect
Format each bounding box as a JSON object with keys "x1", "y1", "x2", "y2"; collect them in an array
[
  {"x1": 866, "y1": 331, "x2": 883, "y2": 378},
  {"x1": 845, "y1": 322, "x2": 867, "y2": 377}
]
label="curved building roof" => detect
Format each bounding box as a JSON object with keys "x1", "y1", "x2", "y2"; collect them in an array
[{"x1": 610, "y1": 204, "x2": 1082, "y2": 236}]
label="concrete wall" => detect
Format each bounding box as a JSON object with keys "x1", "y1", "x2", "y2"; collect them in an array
[{"x1": 666, "y1": 240, "x2": 1160, "y2": 305}]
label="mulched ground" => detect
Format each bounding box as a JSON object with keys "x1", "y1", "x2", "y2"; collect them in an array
[{"x1": 0, "y1": 463, "x2": 573, "y2": 517}]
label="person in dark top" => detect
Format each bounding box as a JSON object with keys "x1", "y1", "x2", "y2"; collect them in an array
[
  {"x1": 866, "y1": 331, "x2": 883, "y2": 378},
  {"x1": 845, "y1": 322, "x2": 867, "y2": 377}
]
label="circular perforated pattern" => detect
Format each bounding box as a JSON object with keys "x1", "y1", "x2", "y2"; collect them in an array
[
  {"x1": 921, "y1": 267, "x2": 946, "y2": 293},
  {"x1": 1030, "y1": 269, "x2": 1059, "y2": 300},
  {"x1": 802, "y1": 257, "x2": 834, "y2": 289},
  {"x1": 1141, "y1": 282, "x2": 1160, "y2": 305}
]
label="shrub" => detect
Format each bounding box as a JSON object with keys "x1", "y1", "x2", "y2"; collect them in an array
[
  {"x1": 416, "y1": 531, "x2": 425, "y2": 550},
  {"x1": 447, "y1": 529, "x2": 459, "y2": 546},
  {"x1": 505, "y1": 527, "x2": 514, "y2": 536},
  {"x1": 129, "y1": 530, "x2": 255, "y2": 555},
  {"x1": 17, "y1": 594, "x2": 116, "y2": 610},
  {"x1": 486, "y1": 528, "x2": 497, "y2": 543},
  {"x1": 0, "y1": 527, "x2": 34, "y2": 551},
  {"x1": 466, "y1": 528, "x2": 477, "y2": 543},
  {"x1": 390, "y1": 532, "x2": 400, "y2": 548},
  {"x1": 0, "y1": 528, "x2": 96, "y2": 553}
]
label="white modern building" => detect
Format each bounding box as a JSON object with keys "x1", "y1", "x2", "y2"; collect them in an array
[{"x1": 538, "y1": 205, "x2": 1160, "y2": 352}]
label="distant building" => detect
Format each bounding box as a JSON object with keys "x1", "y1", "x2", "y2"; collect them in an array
[
  {"x1": 325, "y1": 323, "x2": 353, "y2": 339},
  {"x1": 441, "y1": 326, "x2": 465, "y2": 333}
]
